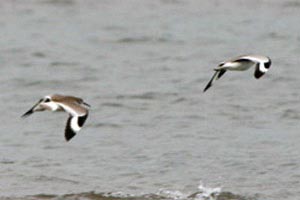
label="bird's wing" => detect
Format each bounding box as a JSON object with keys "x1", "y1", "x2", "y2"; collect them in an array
[
  {"x1": 242, "y1": 55, "x2": 270, "y2": 63},
  {"x1": 56, "y1": 101, "x2": 88, "y2": 117},
  {"x1": 254, "y1": 63, "x2": 265, "y2": 79},
  {"x1": 65, "y1": 116, "x2": 77, "y2": 141},
  {"x1": 64, "y1": 113, "x2": 89, "y2": 142},
  {"x1": 203, "y1": 71, "x2": 219, "y2": 92},
  {"x1": 216, "y1": 69, "x2": 226, "y2": 79},
  {"x1": 21, "y1": 99, "x2": 43, "y2": 117},
  {"x1": 57, "y1": 101, "x2": 89, "y2": 141}
]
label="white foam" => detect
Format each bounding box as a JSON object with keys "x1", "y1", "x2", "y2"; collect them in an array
[
  {"x1": 194, "y1": 182, "x2": 222, "y2": 200},
  {"x1": 157, "y1": 182, "x2": 221, "y2": 200},
  {"x1": 158, "y1": 189, "x2": 186, "y2": 199}
]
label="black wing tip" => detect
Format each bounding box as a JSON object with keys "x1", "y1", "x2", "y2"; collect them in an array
[
  {"x1": 65, "y1": 116, "x2": 77, "y2": 142},
  {"x1": 65, "y1": 127, "x2": 76, "y2": 142},
  {"x1": 216, "y1": 69, "x2": 226, "y2": 80},
  {"x1": 203, "y1": 71, "x2": 219, "y2": 93},
  {"x1": 78, "y1": 114, "x2": 88, "y2": 127},
  {"x1": 65, "y1": 131, "x2": 76, "y2": 142},
  {"x1": 21, "y1": 110, "x2": 33, "y2": 118},
  {"x1": 255, "y1": 74, "x2": 264, "y2": 79},
  {"x1": 254, "y1": 70, "x2": 265, "y2": 79},
  {"x1": 203, "y1": 84, "x2": 211, "y2": 92}
]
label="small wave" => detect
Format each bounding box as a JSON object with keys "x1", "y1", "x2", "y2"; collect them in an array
[
  {"x1": 101, "y1": 102, "x2": 125, "y2": 108},
  {"x1": 158, "y1": 182, "x2": 221, "y2": 200},
  {"x1": 259, "y1": 32, "x2": 288, "y2": 41},
  {"x1": 41, "y1": 0, "x2": 75, "y2": 6},
  {"x1": 31, "y1": 52, "x2": 47, "y2": 58},
  {"x1": 4, "y1": 191, "x2": 255, "y2": 200},
  {"x1": 280, "y1": 108, "x2": 300, "y2": 120},
  {"x1": 115, "y1": 36, "x2": 183, "y2": 44},
  {"x1": 34, "y1": 175, "x2": 80, "y2": 184},
  {"x1": 116, "y1": 92, "x2": 178, "y2": 100},
  {"x1": 103, "y1": 25, "x2": 127, "y2": 31},
  {"x1": 283, "y1": 1, "x2": 300, "y2": 8},
  {"x1": 3, "y1": 183, "x2": 256, "y2": 200},
  {"x1": 50, "y1": 61, "x2": 80, "y2": 67},
  {"x1": 171, "y1": 97, "x2": 187, "y2": 104},
  {"x1": 116, "y1": 93, "x2": 156, "y2": 100},
  {"x1": 117, "y1": 36, "x2": 153, "y2": 43},
  {"x1": 189, "y1": 183, "x2": 221, "y2": 200},
  {"x1": 94, "y1": 122, "x2": 122, "y2": 128},
  {"x1": 0, "y1": 159, "x2": 15, "y2": 164},
  {"x1": 157, "y1": 182, "x2": 257, "y2": 200}
]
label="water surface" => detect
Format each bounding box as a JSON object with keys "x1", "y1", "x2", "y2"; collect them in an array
[{"x1": 0, "y1": 1, "x2": 300, "y2": 200}]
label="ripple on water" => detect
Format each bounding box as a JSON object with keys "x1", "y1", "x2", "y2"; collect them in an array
[
  {"x1": 0, "y1": 159, "x2": 15, "y2": 164},
  {"x1": 116, "y1": 92, "x2": 178, "y2": 101},
  {"x1": 101, "y1": 102, "x2": 125, "y2": 108},
  {"x1": 115, "y1": 36, "x2": 184, "y2": 44},
  {"x1": 41, "y1": 0, "x2": 75, "y2": 6},
  {"x1": 280, "y1": 108, "x2": 300, "y2": 120},
  {"x1": 3, "y1": 186, "x2": 257, "y2": 200},
  {"x1": 93, "y1": 123, "x2": 122, "y2": 129},
  {"x1": 49, "y1": 61, "x2": 81, "y2": 67},
  {"x1": 283, "y1": 1, "x2": 300, "y2": 8},
  {"x1": 31, "y1": 52, "x2": 47, "y2": 58},
  {"x1": 0, "y1": 180, "x2": 251, "y2": 199},
  {"x1": 34, "y1": 175, "x2": 80, "y2": 185}
]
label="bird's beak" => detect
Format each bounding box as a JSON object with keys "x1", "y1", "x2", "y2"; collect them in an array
[{"x1": 83, "y1": 102, "x2": 91, "y2": 107}]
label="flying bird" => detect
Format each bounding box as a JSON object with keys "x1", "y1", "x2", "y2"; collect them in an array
[
  {"x1": 203, "y1": 55, "x2": 272, "y2": 92},
  {"x1": 22, "y1": 94, "x2": 90, "y2": 141}
]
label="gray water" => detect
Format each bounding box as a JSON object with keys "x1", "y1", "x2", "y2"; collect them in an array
[{"x1": 1, "y1": 0, "x2": 300, "y2": 200}]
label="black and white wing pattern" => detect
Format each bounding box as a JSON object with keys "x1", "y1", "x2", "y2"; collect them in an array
[
  {"x1": 57, "y1": 101, "x2": 89, "y2": 141},
  {"x1": 65, "y1": 114, "x2": 88, "y2": 141}
]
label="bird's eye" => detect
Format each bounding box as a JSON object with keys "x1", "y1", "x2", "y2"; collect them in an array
[{"x1": 44, "y1": 98, "x2": 50, "y2": 103}]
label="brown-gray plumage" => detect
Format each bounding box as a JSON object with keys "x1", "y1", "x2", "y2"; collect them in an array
[{"x1": 22, "y1": 94, "x2": 90, "y2": 141}]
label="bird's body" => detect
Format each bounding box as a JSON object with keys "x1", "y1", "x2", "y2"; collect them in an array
[
  {"x1": 22, "y1": 94, "x2": 90, "y2": 141},
  {"x1": 203, "y1": 55, "x2": 272, "y2": 92}
]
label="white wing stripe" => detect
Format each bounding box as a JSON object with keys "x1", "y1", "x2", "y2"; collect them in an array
[
  {"x1": 71, "y1": 117, "x2": 81, "y2": 132},
  {"x1": 259, "y1": 63, "x2": 269, "y2": 72}
]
